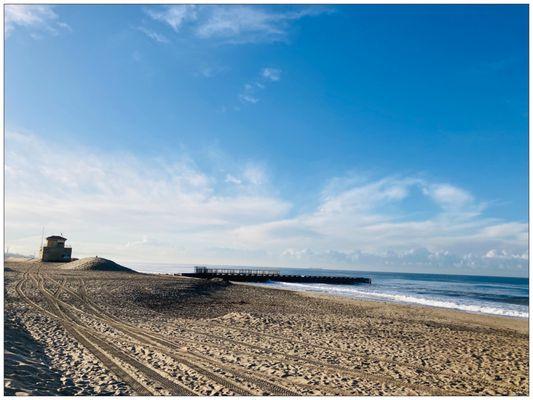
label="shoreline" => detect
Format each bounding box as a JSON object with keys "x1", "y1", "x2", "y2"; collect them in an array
[
  {"x1": 234, "y1": 280, "x2": 529, "y2": 322},
  {"x1": 127, "y1": 266, "x2": 527, "y2": 320},
  {"x1": 297, "y1": 288, "x2": 529, "y2": 331}
]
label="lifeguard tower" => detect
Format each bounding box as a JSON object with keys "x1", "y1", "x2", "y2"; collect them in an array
[{"x1": 40, "y1": 235, "x2": 72, "y2": 262}]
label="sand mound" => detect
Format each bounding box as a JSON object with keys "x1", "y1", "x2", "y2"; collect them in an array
[{"x1": 59, "y1": 257, "x2": 136, "y2": 273}]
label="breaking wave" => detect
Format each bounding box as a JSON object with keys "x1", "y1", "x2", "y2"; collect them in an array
[{"x1": 262, "y1": 280, "x2": 528, "y2": 319}]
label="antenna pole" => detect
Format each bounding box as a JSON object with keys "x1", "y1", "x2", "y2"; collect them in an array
[{"x1": 40, "y1": 227, "x2": 45, "y2": 256}]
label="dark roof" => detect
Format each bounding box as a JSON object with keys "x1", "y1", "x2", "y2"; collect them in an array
[{"x1": 46, "y1": 235, "x2": 67, "y2": 240}]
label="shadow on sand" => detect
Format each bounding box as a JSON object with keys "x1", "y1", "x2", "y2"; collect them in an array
[{"x1": 4, "y1": 315, "x2": 77, "y2": 396}]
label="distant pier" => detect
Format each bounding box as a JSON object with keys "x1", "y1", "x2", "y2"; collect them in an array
[{"x1": 182, "y1": 266, "x2": 371, "y2": 285}]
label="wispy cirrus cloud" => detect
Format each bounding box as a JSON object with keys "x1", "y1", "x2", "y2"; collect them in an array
[
  {"x1": 144, "y1": 5, "x2": 330, "y2": 44},
  {"x1": 5, "y1": 131, "x2": 527, "y2": 275},
  {"x1": 137, "y1": 26, "x2": 169, "y2": 43},
  {"x1": 145, "y1": 5, "x2": 198, "y2": 32},
  {"x1": 5, "y1": 5, "x2": 70, "y2": 38},
  {"x1": 225, "y1": 163, "x2": 268, "y2": 187},
  {"x1": 195, "y1": 65, "x2": 228, "y2": 78},
  {"x1": 238, "y1": 67, "x2": 282, "y2": 105}
]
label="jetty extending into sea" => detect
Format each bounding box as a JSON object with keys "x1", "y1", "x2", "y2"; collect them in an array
[{"x1": 182, "y1": 266, "x2": 371, "y2": 284}]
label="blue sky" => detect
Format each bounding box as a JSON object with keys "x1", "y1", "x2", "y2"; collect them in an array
[{"x1": 5, "y1": 5, "x2": 528, "y2": 276}]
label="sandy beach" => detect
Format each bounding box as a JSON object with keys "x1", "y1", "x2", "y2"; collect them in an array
[{"x1": 4, "y1": 260, "x2": 529, "y2": 396}]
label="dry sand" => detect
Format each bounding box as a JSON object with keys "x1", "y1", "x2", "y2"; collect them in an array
[
  {"x1": 57, "y1": 257, "x2": 136, "y2": 273},
  {"x1": 4, "y1": 260, "x2": 529, "y2": 396}
]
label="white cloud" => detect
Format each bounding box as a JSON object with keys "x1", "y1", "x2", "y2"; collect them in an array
[
  {"x1": 228, "y1": 175, "x2": 527, "y2": 274},
  {"x1": 280, "y1": 247, "x2": 528, "y2": 274},
  {"x1": 145, "y1": 5, "x2": 197, "y2": 32},
  {"x1": 5, "y1": 5, "x2": 69, "y2": 37},
  {"x1": 484, "y1": 249, "x2": 528, "y2": 260},
  {"x1": 225, "y1": 174, "x2": 242, "y2": 185},
  {"x1": 5, "y1": 132, "x2": 527, "y2": 274},
  {"x1": 479, "y1": 222, "x2": 528, "y2": 241},
  {"x1": 262, "y1": 67, "x2": 282, "y2": 81},
  {"x1": 238, "y1": 67, "x2": 282, "y2": 106},
  {"x1": 137, "y1": 26, "x2": 169, "y2": 43},
  {"x1": 318, "y1": 177, "x2": 414, "y2": 214},
  {"x1": 145, "y1": 5, "x2": 329, "y2": 44},
  {"x1": 224, "y1": 165, "x2": 267, "y2": 187},
  {"x1": 243, "y1": 164, "x2": 267, "y2": 185},
  {"x1": 5, "y1": 132, "x2": 290, "y2": 262},
  {"x1": 423, "y1": 183, "x2": 475, "y2": 210},
  {"x1": 196, "y1": 6, "x2": 285, "y2": 43},
  {"x1": 196, "y1": 65, "x2": 228, "y2": 78},
  {"x1": 238, "y1": 93, "x2": 259, "y2": 104}
]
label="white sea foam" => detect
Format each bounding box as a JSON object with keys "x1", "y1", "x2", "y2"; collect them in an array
[{"x1": 266, "y1": 282, "x2": 528, "y2": 319}]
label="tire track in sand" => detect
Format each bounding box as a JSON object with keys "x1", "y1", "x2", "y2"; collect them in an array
[
  {"x1": 72, "y1": 276, "x2": 449, "y2": 395},
  {"x1": 22, "y1": 269, "x2": 197, "y2": 396},
  {"x1": 34, "y1": 270, "x2": 199, "y2": 396},
  {"x1": 15, "y1": 270, "x2": 152, "y2": 395},
  {"x1": 37, "y1": 271, "x2": 260, "y2": 396},
  {"x1": 53, "y1": 275, "x2": 299, "y2": 395},
  {"x1": 193, "y1": 319, "x2": 510, "y2": 395}
]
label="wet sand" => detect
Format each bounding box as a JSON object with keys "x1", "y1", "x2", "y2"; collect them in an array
[{"x1": 4, "y1": 261, "x2": 529, "y2": 395}]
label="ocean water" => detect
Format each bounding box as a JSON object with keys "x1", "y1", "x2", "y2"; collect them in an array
[
  {"x1": 124, "y1": 263, "x2": 528, "y2": 319},
  {"x1": 262, "y1": 268, "x2": 529, "y2": 319}
]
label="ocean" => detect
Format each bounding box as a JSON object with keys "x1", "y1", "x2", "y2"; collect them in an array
[{"x1": 125, "y1": 263, "x2": 529, "y2": 319}]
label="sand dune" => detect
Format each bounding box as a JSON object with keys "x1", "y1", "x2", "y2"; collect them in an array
[{"x1": 58, "y1": 257, "x2": 135, "y2": 273}]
